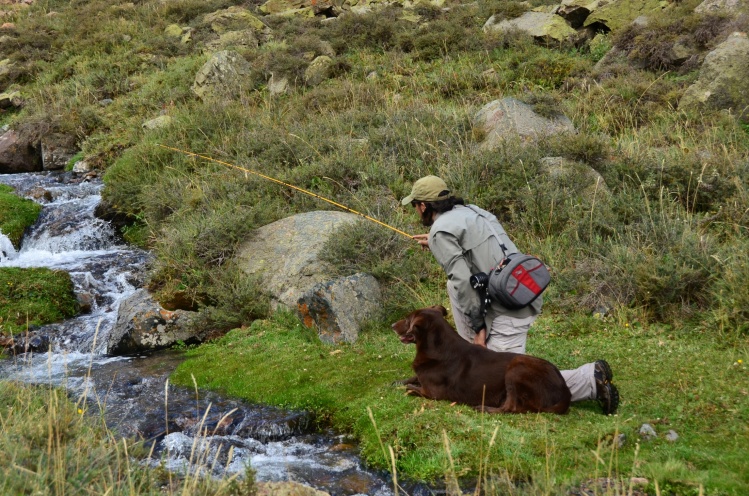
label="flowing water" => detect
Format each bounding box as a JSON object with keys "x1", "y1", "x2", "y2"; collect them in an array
[{"x1": 0, "y1": 171, "x2": 419, "y2": 495}]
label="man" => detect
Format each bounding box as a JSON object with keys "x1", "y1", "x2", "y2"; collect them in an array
[{"x1": 402, "y1": 175, "x2": 619, "y2": 415}]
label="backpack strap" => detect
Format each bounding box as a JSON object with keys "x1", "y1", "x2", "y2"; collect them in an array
[{"x1": 464, "y1": 205, "x2": 509, "y2": 258}]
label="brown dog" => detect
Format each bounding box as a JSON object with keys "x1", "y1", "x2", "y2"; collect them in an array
[{"x1": 392, "y1": 305, "x2": 571, "y2": 414}]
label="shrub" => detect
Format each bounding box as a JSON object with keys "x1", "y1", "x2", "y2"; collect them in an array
[
  {"x1": 539, "y1": 132, "x2": 612, "y2": 165},
  {"x1": 161, "y1": 0, "x2": 237, "y2": 22},
  {"x1": 324, "y1": 8, "x2": 411, "y2": 53},
  {"x1": 563, "y1": 206, "x2": 719, "y2": 322},
  {"x1": 400, "y1": 20, "x2": 482, "y2": 61},
  {"x1": 709, "y1": 238, "x2": 749, "y2": 337}
]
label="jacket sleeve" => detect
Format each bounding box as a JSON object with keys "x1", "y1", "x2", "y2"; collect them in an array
[{"x1": 429, "y1": 231, "x2": 485, "y2": 332}]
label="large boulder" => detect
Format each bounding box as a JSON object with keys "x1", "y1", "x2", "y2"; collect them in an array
[
  {"x1": 191, "y1": 50, "x2": 253, "y2": 100},
  {"x1": 0, "y1": 128, "x2": 42, "y2": 173},
  {"x1": 205, "y1": 29, "x2": 259, "y2": 53},
  {"x1": 583, "y1": 0, "x2": 666, "y2": 32},
  {"x1": 235, "y1": 211, "x2": 381, "y2": 342},
  {"x1": 679, "y1": 32, "x2": 749, "y2": 121},
  {"x1": 297, "y1": 273, "x2": 381, "y2": 343},
  {"x1": 483, "y1": 12, "x2": 577, "y2": 44},
  {"x1": 0, "y1": 89, "x2": 21, "y2": 109},
  {"x1": 474, "y1": 97, "x2": 576, "y2": 149},
  {"x1": 260, "y1": 0, "x2": 309, "y2": 15},
  {"x1": 203, "y1": 6, "x2": 268, "y2": 35},
  {"x1": 41, "y1": 133, "x2": 77, "y2": 171},
  {"x1": 304, "y1": 55, "x2": 333, "y2": 86},
  {"x1": 557, "y1": 0, "x2": 601, "y2": 29},
  {"x1": 695, "y1": 0, "x2": 746, "y2": 15},
  {"x1": 107, "y1": 289, "x2": 203, "y2": 355}
]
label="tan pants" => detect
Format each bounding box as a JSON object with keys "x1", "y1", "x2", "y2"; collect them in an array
[{"x1": 447, "y1": 283, "x2": 596, "y2": 402}]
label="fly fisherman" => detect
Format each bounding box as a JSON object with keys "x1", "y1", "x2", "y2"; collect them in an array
[{"x1": 402, "y1": 175, "x2": 619, "y2": 415}]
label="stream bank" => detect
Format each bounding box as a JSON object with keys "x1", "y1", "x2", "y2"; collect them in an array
[{"x1": 0, "y1": 171, "x2": 409, "y2": 496}]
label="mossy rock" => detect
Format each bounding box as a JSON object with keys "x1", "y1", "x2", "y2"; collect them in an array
[
  {"x1": 203, "y1": 6, "x2": 267, "y2": 34},
  {"x1": 680, "y1": 32, "x2": 749, "y2": 121},
  {"x1": 584, "y1": 0, "x2": 667, "y2": 31}
]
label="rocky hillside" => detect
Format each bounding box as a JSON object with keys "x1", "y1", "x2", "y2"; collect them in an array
[{"x1": 0, "y1": 0, "x2": 747, "y2": 336}]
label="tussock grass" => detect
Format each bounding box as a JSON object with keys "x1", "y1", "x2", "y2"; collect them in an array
[
  {"x1": 0, "y1": 380, "x2": 257, "y2": 495},
  {"x1": 0, "y1": 268, "x2": 79, "y2": 336},
  {"x1": 0, "y1": 184, "x2": 41, "y2": 248}
]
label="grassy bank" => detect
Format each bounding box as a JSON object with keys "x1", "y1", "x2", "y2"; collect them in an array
[
  {"x1": 0, "y1": 184, "x2": 41, "y2": 248},
  {"x1": 0, "y1": 381, "x2": 256, "y2": 495},
  {"x1": 0, "y1": 267, "x2": 79, "y2": 336},
  {"x1": 172, "y1": 310, "x2": 749, "y2": 494}
]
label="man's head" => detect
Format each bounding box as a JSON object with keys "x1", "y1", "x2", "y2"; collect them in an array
[
  {"x1": 400, "y1": 175, "x2": 451, "y2": 206},
  {"x1": 402, "y1": 176, "x2": 463, "y2": 227}
]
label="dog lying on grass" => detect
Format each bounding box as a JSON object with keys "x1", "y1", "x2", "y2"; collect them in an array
[{"x1": 392, "y1": 305, "x2": 571, "y2": 414}]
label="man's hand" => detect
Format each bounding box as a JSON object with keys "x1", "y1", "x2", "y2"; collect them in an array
[
  {"x1": 412, "y1": 233, "x2": 430, "y2": 250},
  {"x1": 473, "y1": 328, "x2": 487, "y2": 348}
]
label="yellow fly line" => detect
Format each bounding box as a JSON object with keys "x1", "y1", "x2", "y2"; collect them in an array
[{"x1": 157, "y1": 144, "x2": 414, "y2": 239}]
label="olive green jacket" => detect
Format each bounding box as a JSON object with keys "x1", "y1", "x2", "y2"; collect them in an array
[{"x1": 428, "y1": 204, "x2": 542, "y2": 332}]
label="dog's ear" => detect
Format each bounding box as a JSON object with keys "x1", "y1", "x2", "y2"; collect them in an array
[{"x1": 432, "y1": 305, "x2": 447, "y2": 316}]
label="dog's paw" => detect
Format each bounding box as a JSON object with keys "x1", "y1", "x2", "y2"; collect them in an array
[{"x1": 392, "y1": 376, "x2": 420, "y2": 387}]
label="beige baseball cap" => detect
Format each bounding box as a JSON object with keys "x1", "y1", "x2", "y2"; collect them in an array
[{"x1": 400, "y1": 175, "x2": 451, "y2": 205}]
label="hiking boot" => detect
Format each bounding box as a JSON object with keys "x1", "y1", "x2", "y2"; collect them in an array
[
  {"x1": 597, "y1": 382, "x2": 620, "y2": 415},
  {"x1": 594, "y1": 360, "x2": 618, "y2": 414},
  {"x1": 594, "y1": 359, "x2": 613, "y2": 384}
]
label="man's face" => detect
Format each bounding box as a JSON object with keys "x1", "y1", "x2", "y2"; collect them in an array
[{"x1": 412, "y1": 201, "x2": 433, "y2": 227}]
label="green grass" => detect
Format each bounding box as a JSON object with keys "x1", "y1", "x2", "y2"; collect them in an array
[
  {"x1": 172, "y1": 310, "x2": 749, "y2": 494},
  {"x1": 0, "y1": 184, "x2": 41, "y2": 249},
  {"x1": 0, "y1": 267, "x2": 79, "y2": 336}
]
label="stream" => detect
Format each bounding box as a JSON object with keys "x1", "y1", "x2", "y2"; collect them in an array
[{"x1": 0, "y1": 171, "x2": 424, "y2": 496}]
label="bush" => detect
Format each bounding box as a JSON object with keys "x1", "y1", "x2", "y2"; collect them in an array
[{"x1": 708, "y1": 237, "x2": 749, "y2": 337}]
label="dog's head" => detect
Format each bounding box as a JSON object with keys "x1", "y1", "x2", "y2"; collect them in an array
[{"x1": 391, "y1": 305, "x2": 448, "y2": 344}]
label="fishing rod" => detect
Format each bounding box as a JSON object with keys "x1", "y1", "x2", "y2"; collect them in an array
[{"x1": 157, "y1": 144, "x2": 414, "y2": 239}]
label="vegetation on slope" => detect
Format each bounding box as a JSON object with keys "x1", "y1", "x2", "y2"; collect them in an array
[
  {"x1": 0, "y1": 0, "x2": 748, "y2": 492},
  {"x1": 2, "y1": 0, "x2": 746, "y2": 335}
]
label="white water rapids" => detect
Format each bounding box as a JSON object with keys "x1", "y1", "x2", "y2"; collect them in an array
[{"x1": 0, "y1": 171, "x2": 406, "y2": 495}]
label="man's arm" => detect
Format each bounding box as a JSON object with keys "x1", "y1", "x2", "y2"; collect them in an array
[{"x1": 430, "y1": 231, "x2": 486, "y2": 334}]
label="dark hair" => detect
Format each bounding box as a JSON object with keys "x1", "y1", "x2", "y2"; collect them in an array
[{"x1": 419, "y1": 196, "x2": 465, "y2": 226}]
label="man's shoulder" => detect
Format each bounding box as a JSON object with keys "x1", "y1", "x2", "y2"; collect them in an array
[{"x1": 430, "y1": 206, "x2": 474, "y2": 233}]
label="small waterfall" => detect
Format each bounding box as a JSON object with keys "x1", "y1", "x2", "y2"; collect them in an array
[
  {"x1": 0, "y1": 231, "x2": 16, "y2": 261},
  {"x1": 0, "y1": 172, "x2": 148, "y2": 357}
]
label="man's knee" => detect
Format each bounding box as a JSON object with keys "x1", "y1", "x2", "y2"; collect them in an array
[{"x1": 488, "y1": 342, "x2": 525, "y2": 354}]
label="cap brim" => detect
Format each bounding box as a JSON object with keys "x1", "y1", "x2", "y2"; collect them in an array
[{"x1": 401, "y1": 193, "x2": 415, "y2": 206}]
